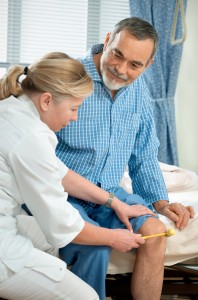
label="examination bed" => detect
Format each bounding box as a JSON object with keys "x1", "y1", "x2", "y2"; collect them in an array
[{"x1": 106, "y1": 163, "x2": 198, "y2": 299}]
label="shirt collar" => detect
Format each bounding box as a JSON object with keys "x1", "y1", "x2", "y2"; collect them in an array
[
  {"x1": 82, "y1": 44, "x2": 104, "y2": 82},
  {"x1": 17, "y1": 94, "x2": 40, "y2": 118}
]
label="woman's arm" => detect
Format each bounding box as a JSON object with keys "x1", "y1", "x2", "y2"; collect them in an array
[
  {"x1": 62, "y1": 169, "x2": 114, "y2": 205},
  {"x1": 71, "y1": 221, "x2": 145, "y2": 252},
  {"x1": 62, "y1": 169, "x2": 155, "y2": 231}
]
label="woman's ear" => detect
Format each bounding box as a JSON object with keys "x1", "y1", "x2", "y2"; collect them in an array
[{"x1": 39, "y1": 92, "x2": 53, "y2": 112}]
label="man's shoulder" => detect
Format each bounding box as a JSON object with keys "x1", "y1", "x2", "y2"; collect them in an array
[
  {"x1": 137, "y1": 74, "x2": 151, "y2": 97},
  {"x1": 79, "y1": 44, "x2": 103, "y2": 63},
  {"x1": 132, "y1": 74, "x2": 147, "y2": 89},
  {"x1": 127, "y1": 75, "x2": 149, "y2": 99},
  {"x1": 78, "y1": 45, "x2": 103, "y2": 82}
]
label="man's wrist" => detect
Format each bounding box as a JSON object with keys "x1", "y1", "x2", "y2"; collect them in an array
[{"x1": 154, "y1": 200, "x2": 169, "y2": 212}]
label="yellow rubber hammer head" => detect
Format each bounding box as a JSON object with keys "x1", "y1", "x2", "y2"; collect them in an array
[
  {"x1": 143, "y1": 228, "x2": 176, "y2": 239},
  {"x1": 166, "y1": 228, "x2": 175, "y2": 237}
]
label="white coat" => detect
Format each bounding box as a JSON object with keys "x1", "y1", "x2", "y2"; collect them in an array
[{"x1": 0, "y1": 95, "x2": 84, "y2": 283}]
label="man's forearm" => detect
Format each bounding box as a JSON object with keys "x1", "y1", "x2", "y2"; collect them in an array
[{"x1": 153, "y1": 200, "x2": 169, "y2": 212}]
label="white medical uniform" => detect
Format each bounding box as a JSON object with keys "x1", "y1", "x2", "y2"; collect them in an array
[{"x1": 0, "y1": 95, "x2": 98, "y2": 300}]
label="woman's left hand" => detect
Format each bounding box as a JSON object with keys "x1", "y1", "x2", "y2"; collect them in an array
[{"x1": 112, "y1": 198, "x2": 156, "y2": 231}]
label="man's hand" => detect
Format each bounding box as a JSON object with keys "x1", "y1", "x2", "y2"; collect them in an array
[{"x1": 154, "y1": 200, "x2": 195, "y2": 230}]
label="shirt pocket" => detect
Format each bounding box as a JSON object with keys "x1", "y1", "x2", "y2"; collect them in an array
[
  {"x1": 60, "y1": 143, "x2": 96, "y2": 176},
  {"x1": 115, "y1": 112, "x2": 140, "y2": 150}
]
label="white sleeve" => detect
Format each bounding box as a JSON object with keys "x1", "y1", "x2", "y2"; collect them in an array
[
  {"x1": 56, "y1": 157, "x2": 69, "y2": 179},
  {"x1": 9, "y1": 129, "x2": 84, "y2": 248}
]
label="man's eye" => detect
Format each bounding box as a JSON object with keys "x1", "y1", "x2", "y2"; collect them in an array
[
  {"x1": 112, "y1": 51, "x2": 121, "y2": 58},
  {"x1": 130, "y1": 64, "x2": 139, "y2": 69}
]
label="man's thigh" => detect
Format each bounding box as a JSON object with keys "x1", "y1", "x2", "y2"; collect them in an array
[
  {"x1": 91, "y1": 188, "x2": 158, "y2": 232},
  {"x1": 60, "y1": 198, "x2": 108, "y2": 266},
  {"x1": 68, "y1": 197, "x2": 100, "y2": 226},
  {"x1": 68, "y1": 190, "x2": 158, "y2": 233}
]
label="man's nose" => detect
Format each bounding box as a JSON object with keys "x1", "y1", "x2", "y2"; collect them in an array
[
  {"x1": 71, "y1": 112, "x2": 78, "y2": 121},
  {"x1": 116, "y1": 61, "x2": 128, "y2": 74}
]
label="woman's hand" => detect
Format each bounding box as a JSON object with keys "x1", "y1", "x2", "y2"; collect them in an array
[
  {"x1": 73, "y1": 220, "x2": 145, "y2": 251},
  {"x1": 112, "y1": 198, "x2": 156, "y2": 232},
  {"x1": 110, "y1": 228, "x2": 145, "y2": 252}
]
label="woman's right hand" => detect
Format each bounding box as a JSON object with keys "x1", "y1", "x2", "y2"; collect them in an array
[
  {"x1": 73, "y1": 221, "x2": 144, "y2": 251},
  {"x1": 109, "y1": 228, "x2": 145, "y2": 252}
]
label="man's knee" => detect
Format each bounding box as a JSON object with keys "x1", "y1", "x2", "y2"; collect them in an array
[
  {"x1": 137, "y1": 218, "x2": 167, "y2": 258},
  {"x1": 138, "y1": 217, "x2": 167, "y2": 237}
]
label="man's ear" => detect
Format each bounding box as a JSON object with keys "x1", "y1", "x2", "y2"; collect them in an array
[
  {"x1": 39, "y1": 92, "x2": 53, "y2": 112},
  {"x1": 146, "y1": 58, "x2": 154, "y2": 68},
  {"x1": 103, "y1": 32, "x2": 111, "y2": 51}
]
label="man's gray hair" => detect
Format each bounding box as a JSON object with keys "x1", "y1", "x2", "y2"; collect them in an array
[{"x1": 109, "y1": 17, "x2": 159, "y2": 62}]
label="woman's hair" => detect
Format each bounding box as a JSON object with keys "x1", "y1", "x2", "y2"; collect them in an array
[
  {"x1": 109, "y1": 17, "x2": 159, "y2": 63},
  {"x1": 0, "y1": 52, "x2": 93, "y2": 101}
]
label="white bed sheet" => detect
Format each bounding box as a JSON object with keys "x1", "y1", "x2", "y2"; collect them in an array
[{"x1": 108, "y1": 181, "x2": 198, "y2": 274}]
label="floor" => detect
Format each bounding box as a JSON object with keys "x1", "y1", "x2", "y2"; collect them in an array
[
  {"x1": 106, "y1": 297, "x2": 191, "y2": 300},
  {"x1": 160, "y1": 297, "x2": 191, "y2": 300}
]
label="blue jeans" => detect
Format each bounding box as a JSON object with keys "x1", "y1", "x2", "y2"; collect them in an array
[{"x1": 59, "y1": 188, "x2": 157, "y2": 300}]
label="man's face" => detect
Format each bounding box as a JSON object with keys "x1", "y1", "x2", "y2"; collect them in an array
[{"x1": 100, "y1": 30, "x2": 154, "y2": 91}]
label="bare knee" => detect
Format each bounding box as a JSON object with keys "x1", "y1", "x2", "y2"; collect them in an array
[
  {"x1": 137, "y1": 218, "x2": 167, "y2": 255},
  {"x1": 138, "y1": 217, "x2": 167, "y2": 236}
]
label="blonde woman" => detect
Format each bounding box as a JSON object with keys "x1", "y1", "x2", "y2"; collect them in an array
[{"x1": 0, "y1": 53, "x2": 151, "y2": 300}]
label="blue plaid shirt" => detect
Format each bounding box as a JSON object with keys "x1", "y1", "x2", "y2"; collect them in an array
[{"x1": 56, "y1": 44, "x2": 168, "y2": 204}]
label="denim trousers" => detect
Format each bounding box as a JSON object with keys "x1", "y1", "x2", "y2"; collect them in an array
[{"x1": 59, "y1": 188, "x2": 156, "y2": 300}]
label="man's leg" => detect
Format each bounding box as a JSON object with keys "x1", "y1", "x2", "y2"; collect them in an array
[
  {"x1": 132, "y1": 218, "x2": 166, "y2": 300},
  {"x1": 110, "y1": 188, "x2": 166, "y2": 300},
  {"x1": 59, "y1": 198, "x2": 111, "y2": 300},
  {"x1": 60, "y1": 243, "x2": 110, "y2": 300}
]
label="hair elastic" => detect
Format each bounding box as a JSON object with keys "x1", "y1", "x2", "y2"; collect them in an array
[{"x1": 24, "y1": 66, "x2": 29, "y2": 75}]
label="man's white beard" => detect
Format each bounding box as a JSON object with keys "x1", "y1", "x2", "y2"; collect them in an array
[
  {"x1": 102, "y1": 71, "x2": 128, "y2": 90},
  {"x1": 100, "y1": 63, "x2": 129, "y2": 90}
]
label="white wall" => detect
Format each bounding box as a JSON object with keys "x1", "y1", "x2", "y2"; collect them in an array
[{"x1": 176, "y1": 0, "x2": 198, "y2": 173}]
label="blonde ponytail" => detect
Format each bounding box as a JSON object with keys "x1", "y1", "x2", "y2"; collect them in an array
[{"x1": 0, "y1": 65, "x2": 24, "y2": 100}]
